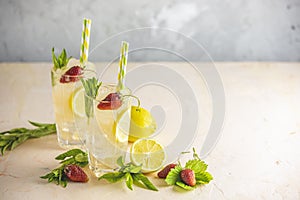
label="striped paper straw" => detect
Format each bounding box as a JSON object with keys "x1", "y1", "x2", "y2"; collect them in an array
[
  {"x1": 117, "y1": 41, "x2": 129, "y2": 90},
  {"x1": 80, "y1": 18, "x2": 92, "y2": 65}
]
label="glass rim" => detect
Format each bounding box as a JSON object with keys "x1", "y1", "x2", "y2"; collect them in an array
[
  {"x1": 51, "y1": 68, "x2": 97, "y2": 78},
  {"x1": 84, "y1": 83, "x2": 132, "y2": 103}
]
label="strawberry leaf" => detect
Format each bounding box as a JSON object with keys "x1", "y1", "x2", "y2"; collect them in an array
[
  {"x1": 165, "y1": 165, "x2": 182, "y2": 185},
  {"x1": 175, "y1": 181, "x2": 195, "y2": 190},
  {"x1": 195, "y1": 171, "x2": 213, "y2": 184},
  {"x1": 185, "y1": 159, "x2": 207, "y2": 173}
]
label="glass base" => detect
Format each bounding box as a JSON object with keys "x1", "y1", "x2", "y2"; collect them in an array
[
  {"x1": 88, "y1": 153, "x2": 120, "y2": 177},
  {"x1": 56, "y1": 123, "x2": 85, "y2": 149}
]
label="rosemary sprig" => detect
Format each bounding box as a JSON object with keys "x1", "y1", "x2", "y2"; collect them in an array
[{"x1": 0, "y1": 121, "x2": 56, "y2": 155}]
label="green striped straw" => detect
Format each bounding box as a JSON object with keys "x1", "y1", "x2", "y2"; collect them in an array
[
  {"x1": 80, "y1": 18, "x2": 92, "y2": 66},
  {"x1": 117, "y1": 41, "x2": 129, "y2": 90}
]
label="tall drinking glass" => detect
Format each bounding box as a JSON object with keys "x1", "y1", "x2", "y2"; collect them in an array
[
  {"x1": 51, "y1": 66, "x2": 96, "y2": 149},
  {"x1": 82, "y1": 83, "x2": 132, "y2": 177}
]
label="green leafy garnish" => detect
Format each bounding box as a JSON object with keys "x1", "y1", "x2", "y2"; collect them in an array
[
  {"x1": 51, "y1": 47, "x2": 72, "y2": 86},
  {"x1": 99, "y1": 157, "x2": 158, "y2": 191},
  {"x1": 175, "y1": 181, "x2": 194, "y2": 190},
  {"x1": 165, "y1": 165, "x2": 183, "y2": 185},
  {"x1": 0, "y1": 121, "x2": 56, "y2": 155},
  {"x1": 40, "y1": 149, "x2": 88, "y2": 187},
  {"x1": 165, "y1": 148, "x2": 213, "y2": 190},
  {"x1": 81, "y1": 77, "x2": 102, "y2": 118},
  {"x1": 185, "y1": 159, "x2": 207, "y2": 173},
  {"x1": 52, "y1": 47, "x2": 71, "y2": 71},
  {"x1": 195, "y1": 171, "x2": 213, "y2": 184}
]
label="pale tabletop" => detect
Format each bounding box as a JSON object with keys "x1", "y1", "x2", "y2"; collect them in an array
[{"x1": 0, "y1": 62, "x2": 299, "y2": 200}]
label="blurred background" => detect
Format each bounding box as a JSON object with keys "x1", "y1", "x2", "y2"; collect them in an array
[{"x1": 0, "y1": 0, "x2": 299, "y2": 62}]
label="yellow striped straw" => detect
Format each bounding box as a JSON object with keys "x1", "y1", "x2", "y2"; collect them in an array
[
  {"x1": 117, "y1": 41, "x2": 129, "y2": 90},
  {"x1": 80, "y1": 18, "x2": 92, "y2": 66}
]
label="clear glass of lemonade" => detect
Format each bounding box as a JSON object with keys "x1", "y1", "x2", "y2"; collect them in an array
[
  {"x1": 83, "y1": 83, "x2": 132, "y2": 177},
  {"x1": 51, "y1": 60, "x2": 96, "y2": 149}
]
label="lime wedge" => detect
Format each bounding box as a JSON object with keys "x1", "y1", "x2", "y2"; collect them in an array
[
  {"x1": 129, "y1": 106, "x2": 156, "y2": 142},
  {"x1": 71, "y1": 87, "x2": 85, "y2": 118},
  {"x1": 130, "y1": 139, "x2": 166, "y2": 173}
]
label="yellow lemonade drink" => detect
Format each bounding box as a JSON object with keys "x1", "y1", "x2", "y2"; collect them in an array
[
  {"x1": 51, "y1": 52, "x2": 95, "y2": 149},
  {"x1": 52, "y1": 71, "x2": 83, "y2": 148},
  {"x1": 85, "y1": 84, "x2": 131, "y2": 176}
]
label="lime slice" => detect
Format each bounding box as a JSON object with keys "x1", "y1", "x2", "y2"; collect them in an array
[
  {"x1": 129, "y1": 106, "x2": 156, "y2": 142},
  {"x1": 71, "y1": 87, "x2": 85, "y2": 117},
  {"x1": 130, "y1": 139, "x2": 166, "y2": 173}
]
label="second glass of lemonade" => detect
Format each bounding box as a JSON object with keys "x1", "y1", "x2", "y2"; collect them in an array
[{"x1": 84, "y1": 83, "x2": 132, "y2": 176}]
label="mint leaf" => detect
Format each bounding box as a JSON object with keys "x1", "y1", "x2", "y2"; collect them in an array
[
  {"x1": 165, "y1": 165, "x2": 183, "y2": 185},
  {"x1": 117, "y1": 156, "x2": 125, "y2": 167},
  {"x1": 52, "y1": 47, "x2": 59, "y2": 70},
  {"x1": 132, "y1": 173, "x2": 158, "y2": 191},
  {"x1": 175, "y1": 181, "x2": 195, "y2": 190},
  {"x1": 55, "y1": 149, "x2": 85, "y2": 160},
  {"x1": 41, "y1": 149, "x2": 89, "y2": 187},
  {"x1": 40, "y1": 166, "x2": 67, "y2": 187},
  {"x1": 121, "y1": 163, "x2": 142, "y2": 174},
  {"x1": 195, "y1": 171, "x2": 213, "y2": 184},
  {"x1": 0, "y1": 122, "x2": 56, "y2": 155},
  {"x1": 131, "y1": 174, "x2": 145, "y2": 188},
  {"x1": 125, "y1": 173, "x2": 133, "y2": 190},
  {"x1": 81, "y1": 78, "x2": 102, "y2": 118},
  {"x1": 100, "y1": 157, "x2": 158, "y2": 191},
  {"x1": 51, "y1": 47, "x2": 71, "y2": 70},
  {"x1": 185, "y1": 159, "x2": 207, "y2": 173},
  {"x1": 99, "y1": 172, "x2": 125, "y2": 183}
]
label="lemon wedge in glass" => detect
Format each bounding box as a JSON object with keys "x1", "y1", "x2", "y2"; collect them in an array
[
  {"x1": 70, "y1": 87, "x2": 85, "y2": 118},
  {"x1": 129, "y1": 106, "x2": 156, "y2": 142},
  {"x1": 130, "y1": 139, "x2": 166, "y2": 173}
]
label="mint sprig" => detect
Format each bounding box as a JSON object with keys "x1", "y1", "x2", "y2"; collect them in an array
[
  {"x1": 165, "y1": 148, "x2": 213, "y2": 190},
  {"x1": 52, "y1": 47, "x2": 71, "y2": 71},
  {"x1": 40, "y1": 149, "x2": 88, "y2": 187},
  {"x1": 81, "y1": 77, "x2": 102, "y2": 118},
  {"x1": 0, "y1": 121, "x2": 56, "y2": 155},
  {"x1": 99, "y1": 157, "x2": 158, "y2": 191}
]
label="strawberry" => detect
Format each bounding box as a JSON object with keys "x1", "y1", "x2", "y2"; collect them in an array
[
  {"x1": 97, "y1": 92, "x2": 122, "y2": 110},
  {"x1": 157, "y1": 164, "x2": 177, "y2": 178},
  {"x1": 64, "y1": 164, "x2": 89, "y2": 182},
  {"x1": 180, "y1": 169, "x2": 196, "y2": 186},
  {"x1": 60, "y1": 66, "x2": 83, "y2": 83}
]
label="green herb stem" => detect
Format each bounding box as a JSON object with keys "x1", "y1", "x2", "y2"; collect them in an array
[{"x1": 0, "y1": 121, "x2": 56, "y2": 155}]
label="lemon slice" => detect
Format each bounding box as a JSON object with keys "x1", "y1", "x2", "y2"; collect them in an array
[
  {"x1": 115, "y1": 108, "x2": 131, "y2": 143},
  {"x1": 71, "y1": 87, "x2": 85, "y2": 117},
  {"x1": 129, "y1": 106, "x2": 156, "y2": 142},
  {"x1": 130, "y1": 139, "x2": 166, "y2": 173}
]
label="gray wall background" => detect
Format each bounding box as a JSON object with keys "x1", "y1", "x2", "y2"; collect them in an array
[{"x1": 0, "y1": 0, "x2": 299, "y2": 62}]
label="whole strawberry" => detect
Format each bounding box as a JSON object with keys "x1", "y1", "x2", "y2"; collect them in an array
[
  {"x1": 180, "y1": 169, "x2": 196, "y2": 186},
  {"x1": 64, "y1": 164, "x2": 89, "y2": 182},
  {"x1": 60, "y1": 66, "x2": 83, "y2": 83},
  {"x1": 157, "y1": 164, "x2": 177, "y2": 178}
]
